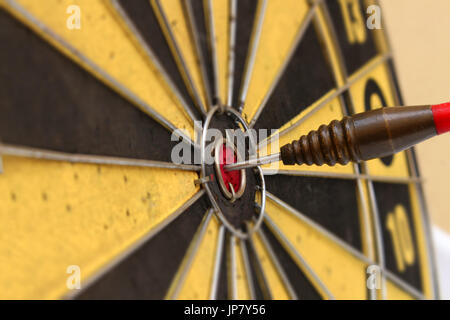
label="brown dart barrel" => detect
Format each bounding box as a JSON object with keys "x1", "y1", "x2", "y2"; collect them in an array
[{"x1": 280, "y1": 105, "x2": 437, "y2": 166}]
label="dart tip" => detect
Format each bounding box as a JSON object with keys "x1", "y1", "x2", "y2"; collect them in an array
[{"x1": 432, "y1": 102, "x2": 450, "y2": 135}]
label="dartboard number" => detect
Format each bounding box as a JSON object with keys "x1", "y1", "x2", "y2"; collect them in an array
[
  {"x1": 327, "y1": 0, "x2": 378, "y2": 74},
  {"x1": 373, "y1": 182, "x2": 423, "y2": 291},
  {"x1": 338, "y1": 0, "x2": 367, "y2": 44},
  {"x1": 385, "y1": 204, "x2": 416, "y2": 272},
  {"x1": 364, "y1": 78, "x2": 393, "y2": 166}
]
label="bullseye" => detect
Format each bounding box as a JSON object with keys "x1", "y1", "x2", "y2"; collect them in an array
[
  {"x1": 219, "y1": 144, "x2": 241, "y2": 193},
  {"x1": 213, "y1": 138, "x2": 246, "y2": 202}
]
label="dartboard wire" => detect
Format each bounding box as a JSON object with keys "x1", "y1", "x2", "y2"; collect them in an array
[
  {"x1": 2, "y1": 0, "x2": 198, "y2": 149},
  {"x1": 261, "y1": 193, "x2": 426, "y2": 300},
  {"x1": 263, "y1": 214, "x2": 335, "y2": 300},
  {"x1": 151, "y1": 0, "x2": 207, "y2": 115},
  {"x1": 248, "y1": 0, "x2": 322, "y2": 128},
  {"x1": 206, "y1": 0, "x2": 220, "y2": 104},
  {"x1": 226, "y1": 0, "x2": 237, "y2": 108},
  {"x1": 210, "y1": 224, "x2": 226, "y2": 300},
  {"x1": 253, "y1": 226, "x2": 299, "y2": 299},
  {"x1": 166, "y1": 208, "x2": 214, "y2": 299},
  {"x1": 184, "y1": 0, "x2": 213, "y2": 108},
  {"x1": 66, "y1": 189, "x2": 206, "y2": 300},
  {"x1": 257, "y1": 52, "x2": 391, "y2": 152},
  {"x1": 240, "y1": 239, "x2": 256, "y2": 300},
  {"x1": 262, "y1": 166, "x2": 422, "y2": 184},
  {"x1": 108, "y1": 0, "x2": 203, "y2": 121},
  {"x1": 0, "y1": 144, "x2": 201, "y2": 172},
  {"x1": 230, "y1": 0, "x2": 268, "y2": 112},
  {"x1": 229, "y1": 235, "x2": 238, "y2": 300}
]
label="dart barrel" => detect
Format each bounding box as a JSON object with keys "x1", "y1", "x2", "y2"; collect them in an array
[{"x1": 281, "y1": 104, "x2": 449, "y2": 166}]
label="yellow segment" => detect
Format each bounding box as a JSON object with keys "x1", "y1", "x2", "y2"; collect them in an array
[
  {"x1": 252, "y1": 232, "x2": 290, "y2": 299},
  {"x1": 242, "y1": 0, "x2": 309, "y2": 121},
  {"x1": 385, "y1": 280, "x2": 414, "y2": 300},
  {"x1": 261, "y1": 93, "x2": 355, "y2": 175},
  {"x1": 154, "y1": 0, "x2": 208, "y2": 109},
  {"x1": 349, "y1": 59, "x2": 409, "y2": 177},
  {"x1": 0, "y1": 156, "x2": 199, "y2": 299},
  {"x1": 265, "y1": 197, "x2": 368, "y2": 299},
  {"x1": 211, "y1": 0, "x2": 230, "y2": 103},
  {"x1": 175, "y1": 216, "x2": 221, "y2": 299},
  {"x1": 235, "y1": 240, "x2": 251, "y2": 300},
  {"x1": 2, "y1": 0, "x2": 193, "y2": 135}
]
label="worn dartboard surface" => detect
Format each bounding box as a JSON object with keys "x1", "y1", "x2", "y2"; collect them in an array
[{"x1": 0, "y1": 0, "x2": 439, "y2": 299}]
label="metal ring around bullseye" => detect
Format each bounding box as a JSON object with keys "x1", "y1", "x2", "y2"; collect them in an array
[
  {"x1": 200, "y1": 105, "x2": 266, "y2": 239},
  {"x1": 228, "y1": 183, "x2": 237, "y2": 203}
]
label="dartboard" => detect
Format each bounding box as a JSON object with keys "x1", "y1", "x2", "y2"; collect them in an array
[{"x1": 0, "y1": 0, "x2": 439, "y2": 300}]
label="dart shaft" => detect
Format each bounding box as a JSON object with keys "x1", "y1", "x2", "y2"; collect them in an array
[
  {"x1": 225, "y1": 153, "x2": 281, "y2": 171},
  {"x1": 224, "y1": 103, "x2": 450, "y2": 171},
  {"x1": 281, "y1": 105, "x2": 438, "y2": 166}
]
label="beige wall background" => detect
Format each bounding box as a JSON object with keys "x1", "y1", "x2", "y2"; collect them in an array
[{"x1": 380, "y1": 0, "x2": 450, "y2": 233}]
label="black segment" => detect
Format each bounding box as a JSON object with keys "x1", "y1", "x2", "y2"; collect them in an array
[
  {"x1": 254, "y1": 24, "x2": 335, "y2": 130},
  {"x1": 326, "y1": 0, "x2": 378, "y2": 75},
  {"x1": 0, "y1": 9, "x2": 182, "y2": 162},
  {"x1": 373, "y1": 183, "x2": 423, "y2": 292},
  {"x1": 265, "y1": 175, "x2": 362, "y2": 251},
  {"x1": 186, "y1": 0, "x2": 217, "y2": 103},
  {"x1": 77, "y1": 194, "x2": 209, "y2": 299},
  {"x1": 117, "y1": 0, "x2": 198, "y2": 115},
  {"x1": 261, "y1": 224, "x2": 322, "y2": 299},
  {"x1": 231, "y1": 0, "x2": 259, "y2": 108}
]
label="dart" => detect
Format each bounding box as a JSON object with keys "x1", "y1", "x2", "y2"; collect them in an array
[{"x1": 225, "y1": 102, "x2": 450, "y2": 171}]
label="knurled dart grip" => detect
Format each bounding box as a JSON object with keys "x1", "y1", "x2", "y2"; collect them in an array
[
  {"x1": 280, "y1": 105, "x2": 438, "y2": 166},
  {"x1": 281, "y1": 118, "x2": 360, "y2": 166}
]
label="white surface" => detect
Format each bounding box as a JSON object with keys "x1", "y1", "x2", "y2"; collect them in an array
[{"x1": 432, "y1": 226, "x2": 450, "y2": 299}]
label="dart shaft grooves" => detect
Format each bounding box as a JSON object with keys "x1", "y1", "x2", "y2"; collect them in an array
[
  {"x1": 281, "y1": 118, "x2": 360, "y2": 166},
  {"x1": 281, "y1": 105, "x2": 437, "y2": 167}
]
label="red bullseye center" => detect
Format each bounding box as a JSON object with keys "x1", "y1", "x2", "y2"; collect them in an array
[{"x1": 219, "y1": 144, "x2": 241, "y2": 193}]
